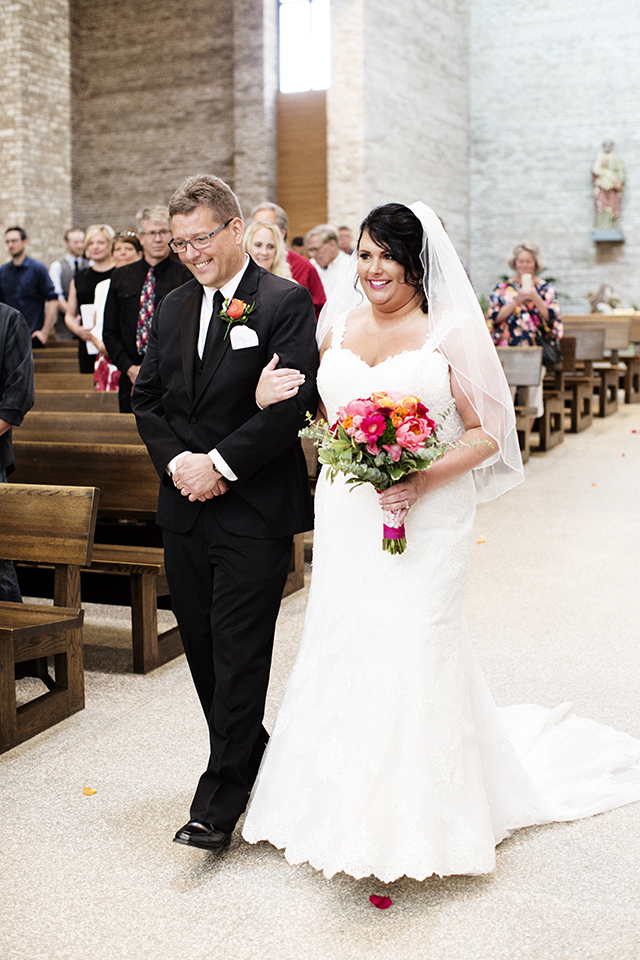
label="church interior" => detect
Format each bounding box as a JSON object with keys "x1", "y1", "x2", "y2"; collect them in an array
[{"x1": 1, "y1": 2, "x2": 640, "y2": 958}]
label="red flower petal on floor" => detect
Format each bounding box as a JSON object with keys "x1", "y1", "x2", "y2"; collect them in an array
[{"x1": 369, "y1": 895, "x2": 392, "y2": 909}]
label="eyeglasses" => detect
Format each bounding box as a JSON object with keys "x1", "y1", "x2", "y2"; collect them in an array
[
  {"x1": 139, "y1": 229, "x2": 171, "y2": 239},
  {"x1": 168, "y1": 219, "x2": 232, "y2": 254}
]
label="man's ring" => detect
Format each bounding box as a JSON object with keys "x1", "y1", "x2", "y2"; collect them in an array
[{"x1": 404, "y1": 499, "x2": 409, "y2": 509}]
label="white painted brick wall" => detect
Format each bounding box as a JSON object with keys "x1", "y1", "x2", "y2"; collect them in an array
[{"x1": 470, "y1": 0, "x2": 640, "y2": 311}]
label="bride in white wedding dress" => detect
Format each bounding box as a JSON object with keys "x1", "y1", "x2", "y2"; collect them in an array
[{"x1": 242, "y1": 202, "x2": 640, "y2": 883}]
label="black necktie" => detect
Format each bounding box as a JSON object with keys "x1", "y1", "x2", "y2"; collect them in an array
[
  {"x1": 202, "y1": 290, "x2": 224, "y2": 361},
  {"x1": 73, "y1": 259, "x2": 79, "y2": 273}
]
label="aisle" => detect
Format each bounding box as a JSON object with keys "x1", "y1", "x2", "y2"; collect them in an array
[{"x1": 1, "y1": 406, "x2": 639, "y2": 960}]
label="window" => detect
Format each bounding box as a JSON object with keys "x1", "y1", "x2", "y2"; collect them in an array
[{"x1": 279, "y1": 0, "x2": 331, "y2": 93}]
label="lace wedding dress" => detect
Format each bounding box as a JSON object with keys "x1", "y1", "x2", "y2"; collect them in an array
[{"x1": 242, "y1": 319, "x2": 640, "y2": 883}]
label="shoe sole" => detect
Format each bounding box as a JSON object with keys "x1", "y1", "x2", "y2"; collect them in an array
[{"x1": 173, "y1": 833, "x2": 232, "y2": 852}]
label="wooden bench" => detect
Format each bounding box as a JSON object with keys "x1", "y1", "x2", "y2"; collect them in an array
[
  {"x1": 563, "y1": 315, "x2": 631, "y2": 417},
  {"x1": 33, "y1": 357, "x2": 82, "y2": 374},
  {"x1": 34, "y1": 373, "x2": 96, "y2": 392},
  {"x1": 33, "y1": 391, "x2": 119, "y2": 412},
  {"x1": 0, "y1": 483, "x2": 99, "y2": 752},
  {"x1": 617, "y1": 314, "x2": 640, "y2": 404},
  {"x1": 496, "y1": 346, "x2": 543, "y2": 463},
  {"x1": 559, "y1": 327, "x2": 605, "y2": 432},
  {"x1": 11, "y1": 436, "x2": 305, "y2": 671},
  {"x1": 16, "y1": 411, "x2": 142, "y2": 446}
]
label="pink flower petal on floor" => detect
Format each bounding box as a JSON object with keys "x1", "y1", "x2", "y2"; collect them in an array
[{"x1": 369, "y1": 895, "x2": 392, "y2": 909}]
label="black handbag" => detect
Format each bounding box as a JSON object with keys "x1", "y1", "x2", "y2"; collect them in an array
[{"x1": 540, "y1": 336, "x2": 563, "y2": 368}]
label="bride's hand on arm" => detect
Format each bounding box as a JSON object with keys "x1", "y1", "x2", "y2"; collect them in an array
[
  {"x1": 378, "y1": 371, "x2": 498, "y2": 522},
  {"x1": 255, "y1": 353, "x2": 305, "y2": 407}
]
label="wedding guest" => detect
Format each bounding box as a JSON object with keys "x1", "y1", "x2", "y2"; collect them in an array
[
  {"x1": 305, "y1": 224, "x2": 352, "y2": 298},
  {"x1": 112, "y1": 231, "x2": 143, "y2": 267},
  {"x1": 486, "y1": 241, "x2": 562, "y2": 420},
  {"x1": 0, "y1": 227, "x2": 58, "y2": 347},
  {"x1": 64, "y1": 224, "x2": 116, "y2": 372},
  {"x1": 90, "y1": 232, "x2": 144, "y2": 362},
  {"x1": 103, "y1": 206, "x2": 191, "y2": 412},
  {"x1": 244, "y1": 221, "x2": 293, "y2": 279},
  {"x1": 49, "y1": 229, "x2": 90, "y2": 339},
  {"x1": 251, "y1": 202, "x2": 325, "y2": 319},
  {"x1": 0, "y1": 303, "x2": 34, "y2": 601},
  {"x1": 338, "y1": 225, "x2": 354, "y2": 255}
]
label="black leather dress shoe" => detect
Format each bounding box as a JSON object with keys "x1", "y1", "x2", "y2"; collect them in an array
[{"x1": 173, "y1": 820, "x2": 232, "y2": 851}]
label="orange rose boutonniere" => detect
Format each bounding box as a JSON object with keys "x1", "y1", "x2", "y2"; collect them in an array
[{"x1": 218, "y1": 297, "x2": 256, "y2": 339}]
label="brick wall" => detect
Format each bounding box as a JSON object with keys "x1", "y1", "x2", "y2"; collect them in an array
[
  {"x1": 0, "y1": 0, "x2": 72, "y2": 264},
  {"x1": 70, "y1": 0, "x2": 278, "y2": 233},
  {"x1": 470, "y1": 0, "x2": 640, "y2": 311}
]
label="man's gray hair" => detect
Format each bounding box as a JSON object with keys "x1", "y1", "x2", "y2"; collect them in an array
[
  {"x1": 168, "y1": 176, "x2": 242, "y2": 224},
  {"x1": 251, "y1": 201, "x2": 288, "y2": 238},
  {"x1": 305, "y1": 224, "x2": 338, "y2": 245},
  {"x1": 136, "y1": 206, "x2": 170, "y2": 232}
]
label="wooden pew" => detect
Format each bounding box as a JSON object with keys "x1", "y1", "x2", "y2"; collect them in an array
[
  {"x1": 16, "y1": 411, "x2": 142, "y2": 446},
  {"x1": 33, "y1": 391, "x2": 119, "y2": 412},
  {"x1": 496, "y1": 346, "x2": 543, "y2": 463},
  {"x1": 0, "y1": 483, "x2": 99, "y2": 752},
  {"x1": 11, "y1": 436, "x2": 305, "y2": 671},
  {"x1": 560, "y1": 327, "x2": 604, "y2": 431},
  {"x1": 618, "y1": 313, "x2": 640, "y2": 404},
  {"x1": 563, "y1": 315, "x2": 631, "y2": 416},
  {"x1": 34, "y1": 373, "x2": 95, "y2": 391},
  {"x1": 33, "y1": 357, "x2": 82, "y2": 374}
]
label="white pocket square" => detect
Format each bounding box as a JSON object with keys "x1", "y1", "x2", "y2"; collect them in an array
[{"x1": 230, "y1": 325, "x2": 259, "y2": 349}]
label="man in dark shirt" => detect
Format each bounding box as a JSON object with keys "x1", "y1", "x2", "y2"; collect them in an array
[
  {"x1": 103, "y1": 206, "x2": 192, "y2": 411},
  {"x1": 0, "y1": 227, "x2": 58, "y2": 347},
  {"x1": 251, "y1": 202, "x2": 326, "y2": 320},
  {"x1": 0, "y1": 302, "x2": 34, "y2": 601}
]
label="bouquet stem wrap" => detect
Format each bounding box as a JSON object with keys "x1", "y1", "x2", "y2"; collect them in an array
[{"x1": 382, "y1": 508, "x2": 406, "y2": 555}]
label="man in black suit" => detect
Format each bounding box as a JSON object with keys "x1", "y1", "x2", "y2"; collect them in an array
[
  {"x1": 132, "y1": 175, "x2": 318, "y2": 851},
  {"x1": 0, "y1": 303, "x2": 34, "y2": 601},
  {"x1": 103, "y1": 205, "x2": 191, "y2": 412}
]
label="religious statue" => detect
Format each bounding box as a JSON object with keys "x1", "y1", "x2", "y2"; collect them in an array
[{"x1": 591, "y1": 140, "x2": 625, "y2": 233}]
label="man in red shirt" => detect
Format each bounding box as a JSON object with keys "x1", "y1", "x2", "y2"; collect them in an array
[{"x1": 251, "y1": 202, "x2": 325, "y2": 320}]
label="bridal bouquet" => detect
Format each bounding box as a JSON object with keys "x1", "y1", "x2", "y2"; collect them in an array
[{"x1": 300, "y1": 391, "x2": 449, "y2": 554}]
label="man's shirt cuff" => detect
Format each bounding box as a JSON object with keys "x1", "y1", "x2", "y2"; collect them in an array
[{"x1": 208, "y1": 449, "x2": 238, "y2": 482}]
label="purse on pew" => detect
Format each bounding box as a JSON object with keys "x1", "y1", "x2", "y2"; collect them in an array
[{"x1": 536, "y1": 325, "x2": 563, "y2": 368}]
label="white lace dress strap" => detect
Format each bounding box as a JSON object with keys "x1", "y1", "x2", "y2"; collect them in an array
[{"x1": 330, "y1": 311, "x2": 349, "y2": 349}]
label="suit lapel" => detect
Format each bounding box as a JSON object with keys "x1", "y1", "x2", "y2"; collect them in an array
[
  {"x1": 192, "y1": 258, "x2": 261, "y2": 406},
  {"x1": 180, "y1": 282, "x2": 204, "y2": 407}
]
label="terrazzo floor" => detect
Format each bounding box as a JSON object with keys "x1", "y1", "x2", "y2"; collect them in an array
[{"x1": 2, "y1": 405, "x2": 640, "y2": 960}]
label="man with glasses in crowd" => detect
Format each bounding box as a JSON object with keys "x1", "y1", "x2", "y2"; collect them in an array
[
  {"x1": 132, "y1": 175, "x2": 318, "y2": 853},
  {"x1": 103, "y1": 205, "x2": 191, "y2": 411}
]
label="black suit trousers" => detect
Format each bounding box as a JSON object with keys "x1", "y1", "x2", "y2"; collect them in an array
[{"x1": 162, "y1": 499, "x2": 293, "y2": 832}]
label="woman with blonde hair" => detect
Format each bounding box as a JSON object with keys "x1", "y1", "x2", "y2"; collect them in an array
[
  {"x1": 65, "y1": 223, "x2": 116, "y2": 372},
  {"x1": 244, "y1": 220, "x2": 293, "y2": 280}
]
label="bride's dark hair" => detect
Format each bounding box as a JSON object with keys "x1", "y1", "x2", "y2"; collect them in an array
[{"x1": 358, "y1": 203, "x2": 429, "y2": 314}]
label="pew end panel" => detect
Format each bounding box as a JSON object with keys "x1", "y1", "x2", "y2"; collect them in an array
[{"x1": 0, "y1": 483, "x2": 99, "y2": 753}]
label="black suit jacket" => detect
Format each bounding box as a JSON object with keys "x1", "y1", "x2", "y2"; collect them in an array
[
  {"x1": 103, "y1": 255, "x2": 192, "y2": 374},
  {"x1": 0, "y1": 304, "x2": 34, "y2": 473},
  {"x1": 132, "y1": 258, "x2": 319, "y2": 539}
]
